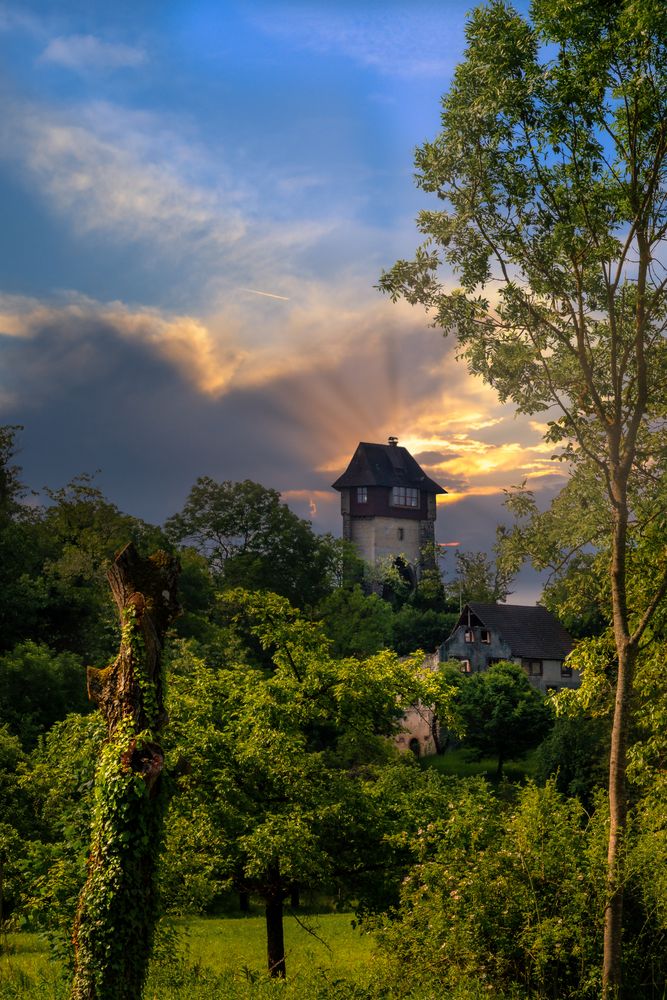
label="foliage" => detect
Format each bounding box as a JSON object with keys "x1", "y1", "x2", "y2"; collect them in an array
[
  {"x1": 452, "y1": 549, "x2": 513, "y2": 605},
  {"x1": 391, "y1": 605, "x2": 456, "y2": 656},
  {"x1": 379, "y1": 1, "x2": 667, "y2": 989},
  {"x1": 457, "y1": 661, "x2": 552, "y2": 778},
  {"x1": 19, "y1": 713, "x2": 104, "y2": 951},
  {"x1": 316, "y1": 586, "x2": 393, "y2": 659},
  {"x1": 535, "y1": 711, "x2": 609, "y2": 809},
  {"x1": 375, "y1": 780, "x2": 608, "y2": 999},
  {"x1": 0, "y1": 643, "x2": 89, "y2": 750},
  {"x1": 165, "y1": 478, "x2": 339, "y2": 608},
  {"x1": 163, "y1": 591, "x2": 460, "y2": 976}
]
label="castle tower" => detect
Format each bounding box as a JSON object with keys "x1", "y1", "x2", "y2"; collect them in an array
[{"x1": 331, "y1": 437, "x2": 446, "y2": 579}]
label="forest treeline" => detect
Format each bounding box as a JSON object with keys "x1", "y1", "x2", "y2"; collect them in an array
[{"x1": 0, "y1": 424, "x2": 666, "y2": 998}]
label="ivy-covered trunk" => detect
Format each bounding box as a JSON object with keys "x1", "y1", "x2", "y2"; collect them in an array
[{"x1": 71, "y1": 544, "x2": 179, "y2": 1000}]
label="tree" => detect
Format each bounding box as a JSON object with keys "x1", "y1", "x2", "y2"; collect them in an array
[
  {"x1": 165, "y1": 478, "x2": 338, "y2": 607},
  {"x1": 453, "y1": 549, "x2": 512, "y2": 605},
  {"x1": 457, "y1": 661, "x2": 552, "y2": 778},
  {"x1": 317, "y1": 584, "x2": 394, "y2": 658},
  {"x1": 0, "y1": 642, "x2": 89, "y2": 749},
  {"x1": 165, "y1": 590, "x2": 459, "y2": 979},
  {"x1": 379, "y1": 2, "x2": 667, "y2": 991},
  {"x1": 71, "y1": 544, "x2": 180, "y2": 1000}
]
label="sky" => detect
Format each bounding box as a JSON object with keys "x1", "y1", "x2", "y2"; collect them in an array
[{"x1": 0, "y1": 0, "x2": 563, "y2": 602}]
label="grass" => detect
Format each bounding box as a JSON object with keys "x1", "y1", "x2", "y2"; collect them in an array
[
  {"x1": 0, "y1": 912, "x2": 378, "y2": 999},
  {"x1": 420, "y1": 746, "x2": 539, "y2": 781}
]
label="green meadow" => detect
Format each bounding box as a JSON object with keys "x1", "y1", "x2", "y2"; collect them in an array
[{"x1": 0, "y1": 914, "x2": 379, "y2": 1000}]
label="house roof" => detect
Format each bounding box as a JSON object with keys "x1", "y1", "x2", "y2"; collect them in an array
[
  {"x1": 455, "y1": 602, "x2": 574, "y2": 660},
  {"x1": 331, "y1": 441, "x2": 446, "y2": 493}
]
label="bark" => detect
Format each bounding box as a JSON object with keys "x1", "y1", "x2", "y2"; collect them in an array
[
  {"x1": 265, "y1": 863, "x2": 286, "y2": 979},
  {"x1": 496, "y1": 747, "x2": 504, "y2": 782},
  {"x1": 602, "y1": 490, "x2": 634, "y2": 999},
  {"x1": 71, "y1": 544, "x2": 180, "y2": 1000}
]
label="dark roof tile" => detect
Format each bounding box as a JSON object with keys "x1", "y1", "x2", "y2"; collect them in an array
[
  {"x1": 456, "y1": 602, "x2": 574, "y2": 659},
  {"x1": 332, "y1": 441, "x2": 446, "y2": 493}
]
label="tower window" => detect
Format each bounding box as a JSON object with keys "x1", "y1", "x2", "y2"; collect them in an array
[
  {"x1": 397, "y1": 527, "x2": 404, "y2": 540},
  {"x1": 357, "y1": 487, "x2": 367, "y2": 503},
  {"x1": 391, "y1": 486, "x2": 419, "y2": 507}
]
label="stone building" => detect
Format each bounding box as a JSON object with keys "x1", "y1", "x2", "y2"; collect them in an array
[
  {"x1": 331, "y1": 437, "x2": 446, "y2": 581},
  {"x1": 441, "y1": 602, "x2": 578, "y2": 694}
]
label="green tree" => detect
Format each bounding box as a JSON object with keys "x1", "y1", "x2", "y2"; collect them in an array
[
  {"x1": 0, "y1": 642, "x2": 89, "y2": 750},
  {"x1": 458, "y1": 661, "x2": 552, "y2": 778},
  {"x1": 454, "y1": 549, "x2": 513, "y2": 605},
  {"x1": 379, "y1": 2, "x2": 667, "y2": 990},
  {"x1": 165, "y1": 478, "x2": 338, "y2": 608},
  {"x1": 165, "y1": 590, "x2": 458, "y2": 979},
  {"x1": 317, "y1": 584, "x2": 394, "y2": 658}
]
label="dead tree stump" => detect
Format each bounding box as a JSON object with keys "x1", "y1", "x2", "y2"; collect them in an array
[{"x1": 71, "y1": 544, "x2": 180, "y2": 1000}]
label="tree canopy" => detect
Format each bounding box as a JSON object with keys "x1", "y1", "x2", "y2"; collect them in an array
[{"x1": 380, "y1": 1, "x2": 667, "y2": 991}]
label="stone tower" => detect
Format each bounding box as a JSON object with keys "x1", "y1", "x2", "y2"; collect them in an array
[{"x1": 331, "y1": 437, "x2": 446, "y2": 579}]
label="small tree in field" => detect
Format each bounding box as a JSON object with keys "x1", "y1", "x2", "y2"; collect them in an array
[
  {"x1": 166, "y1": 590, "x2": 458, "y2": 979},
  {"x1": 458, "y1": 661, "x2": 552, "y2": 778},
  {"x1": 380, "y1": 2, "x2": 667, "y2": 992}
]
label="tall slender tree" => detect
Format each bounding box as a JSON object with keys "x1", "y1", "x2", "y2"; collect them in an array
[{"x1": 379, "y1": 2, "x2": 667, "y2": 994}]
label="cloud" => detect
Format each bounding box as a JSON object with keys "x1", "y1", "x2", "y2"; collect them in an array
[
  {"x1": 0, "y1": 285, "x2": 568, "y2": 534},
  {"x1": 253, "y1": 4, "x2": 462, "y2": 80},
  {"x1": 0, "y1": 101, "x2": 248, "y2": 257},
  {"x1": 39, "y1": 34, "x2": 146, "y2": 72}
]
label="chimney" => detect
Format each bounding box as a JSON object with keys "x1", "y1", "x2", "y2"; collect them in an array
[{"x1": 388, "y1": 436, "x2": 398, "y2": 447}]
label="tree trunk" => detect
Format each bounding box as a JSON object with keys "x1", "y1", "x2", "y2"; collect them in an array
[
  {"x1": 71, "y1": 544, "x2": 180, "y2": 1000},
  {"x1": 265, "y1": 863, "x2": 286, "y2": 979},
  {"x1": 602, "y1": 476, "x2": 634, "y2": 999},
  {"x1": 496, "y1": 747, "x2": 504, "y2": 781}
]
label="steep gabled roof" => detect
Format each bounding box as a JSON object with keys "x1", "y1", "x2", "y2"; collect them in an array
[
  {"x1": 455, "y1": 602, "x2": 574, "y2": 660},
  {"x1": 331, "y1": 441, "x2": 446, "y2": 494}
]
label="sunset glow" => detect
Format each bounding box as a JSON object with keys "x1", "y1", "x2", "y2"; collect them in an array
[{"x1": 0, "y1": 0, "x2": 561, "y2": 595}]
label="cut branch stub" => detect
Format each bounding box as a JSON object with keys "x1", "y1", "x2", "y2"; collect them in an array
[
  {"x1": 86, "y1": 543, "x2": 180, "y2": 733},
  {"x1": 71, "y1": 543, "x2": 181, "y2": 1000}
]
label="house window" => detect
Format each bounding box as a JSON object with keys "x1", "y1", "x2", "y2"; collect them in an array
[
  {"x1": 458, "y1": 659, "x2": 472, "y2": 673},
  {"x1": 464, "y1": 628, "x2": 474, "y2": 643},
  {"x1": 480, "y1": 629, "x2": 491, "y2": 644},
  {"x1": 391, "y1": 486, "x2": 419, "y2": 508},
  {"x1": 523, "y1": 659, "x2": 543, "y2": 676},
  {"x1": 560, "y1": 662, "x2": 572, "y2": 678},
  {"x1": 397, "y1": 527, "x2": 404, "y2": 541},
  {"x1": 357, "y1": 487, "x2": 367, "y2": 503}
]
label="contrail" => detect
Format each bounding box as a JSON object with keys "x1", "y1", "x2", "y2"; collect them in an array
[{"x1": 241, "y1": 287, "x2": 290, "y2": 301}]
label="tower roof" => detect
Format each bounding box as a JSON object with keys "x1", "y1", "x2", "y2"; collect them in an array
[{"x1": 331, "y1": 440, "x2": 446, "y2": 494}]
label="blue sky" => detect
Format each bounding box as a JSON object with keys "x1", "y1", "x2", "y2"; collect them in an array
[{"x1": 0, "y1": 0, "x2": 555, "y2": 601}]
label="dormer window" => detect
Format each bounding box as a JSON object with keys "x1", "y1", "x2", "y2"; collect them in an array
[
  {"x1": 391, "y1": 486, "x2": 419, "y2": 508},
  {"x1": 357, "y1": 487, "x2": 367, "y2": 503}
]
